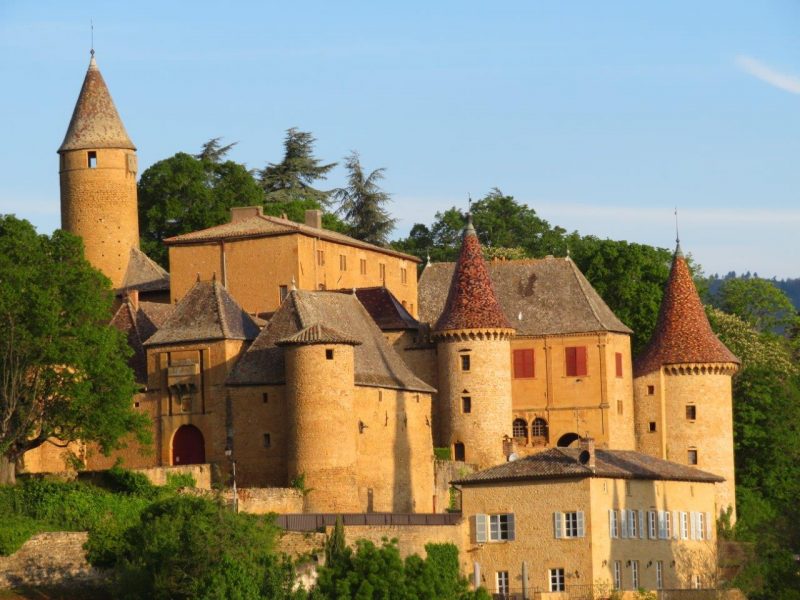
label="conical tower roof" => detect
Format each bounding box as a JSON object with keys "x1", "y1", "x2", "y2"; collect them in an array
[
  {"x1": 634, "y1": 245, "x2": 739, "y2": 376},
  {"x1": 434, "y1": 215, "x2": 513, "y2": 333},
  {"x1": 58, "y1": 54, "x2": 135, "y2": 153}
]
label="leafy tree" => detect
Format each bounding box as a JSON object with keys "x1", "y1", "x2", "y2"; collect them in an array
[
  {"x1": 109, "y1": 495, "x2": 302, "y2": 600},
  {"x1": 258, "y1": 128, "x2": 337, "y2": 206},
  {"x1": 0, "y1": 216, "x2": 148, "y2": 484},
  {"x1": 333, "y1": 151, "x2": 396, "y2": 245},
  {"x1": 195, "y1": 137, "x2": 237, "y2": 163},
  {"x1": 138, "y1": 149, "x2": 263, "y2": 266},
  {"x1": 712, "y1": 277, "x2": 799, "y2": 334}
]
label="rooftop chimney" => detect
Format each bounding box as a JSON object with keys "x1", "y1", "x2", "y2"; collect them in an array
[
  {"x1": 579, "y1": 437, "x2": 596, "y2": 472},
  {"x1": 305, "y1": 209, "x2": 323, "y2": 229},
  {"x1": 230, "y1": 206, "x2": 264, "y2": 223}
]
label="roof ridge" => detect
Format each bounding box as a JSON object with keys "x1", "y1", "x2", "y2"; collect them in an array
[
  {"x1": 213, "y1": 281, "x2": 231, "y2": 338},
  {"x1": 565, "y1": 258, "x2": 604, "y2": 329}
]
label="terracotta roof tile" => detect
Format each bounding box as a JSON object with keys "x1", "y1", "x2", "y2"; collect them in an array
[
  {"x1": 434, "y1": 219, "x2": 512, "y2": 333},
  {"x1": 59, "y1": 56, "x2": 135, "y2": 152},
  {"x1": 277, "y1": 323, "x2": 362, "y2": 346},
  {"x1": 453, "y1": 448, "x2": 724, "y2": 485},
  {"x1": 421, "y1": 257, "x2": 631, "y2": 336},
  {"x1": 634, "y1": 247, "x2": 739, "y2": 377},
  {"x1": 144, "y1": 280, "x2": 259, "y2": 346},
  {"x1": 227, "y1": 290, "x2": 434, "y2": 393},
  {"x1": 338, "y1": 287, "x2": 419, "y2": 331}
]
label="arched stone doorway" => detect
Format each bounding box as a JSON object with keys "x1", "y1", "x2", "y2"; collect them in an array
[
  {"x1": 556, "y1": 432, "x2": 581, "y2": 448},
  {"x1": 172, "y1": 425, "x2": 205, "y2": 465}
]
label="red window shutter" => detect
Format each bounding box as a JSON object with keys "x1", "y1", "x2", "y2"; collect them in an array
[
  {"x1": 615, "y1": 352, "x2": 623, "y2": 377},
  {"x1": 576, "y1": 346, "x2": 587, "y2": 376},
  {"x1": 513, "y1": 350, "x2": 535, "y2": 378},
  {"x1": 513, "y1": 350, "x2": 522, "y2": 378},
  {"x1": 566, "y1": 347, "x2": 577, "y2": 376},
  {"x1": 528, "y1": 349, "x2": 535, "y2": 378}
]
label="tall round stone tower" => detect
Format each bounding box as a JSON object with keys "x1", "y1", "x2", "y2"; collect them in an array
[
  {"x1": 433, "y1": 215, "x2": 515, "y2": 469},
  {"x1": 58, "y1": 53, "x2": 139, "y2": 289},
  {"x1": 278, "y1": 322, "x2": 361, "y2": 512},
  {"x1": 634, "y1": 242, "x2": 740, "y2": 518}
]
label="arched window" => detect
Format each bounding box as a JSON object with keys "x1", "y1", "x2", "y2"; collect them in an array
[
  {"x1": 512, "y1": 418, "x2": 528, "y2": 439},
  {"x1": 454, "y1": 442, "x2": 465, "y2": 461},
  {"x1": 557, "y1": 432, "x2": 581, "y2": 448},
  {"x1": 532, "y1": 417, "x2": 549, "y2": 439}
]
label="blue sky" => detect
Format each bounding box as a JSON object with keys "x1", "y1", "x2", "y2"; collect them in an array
[{"x1": 1, "y1": 1, "x2": 798, "y2": 278}]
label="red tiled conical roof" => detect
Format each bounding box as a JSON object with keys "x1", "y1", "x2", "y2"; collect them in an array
[
  {"x1": 434, "y1": 216, "x2": 513, "y2": 333},
  {"x1": 635, "y1": 246, "x2": 739, "y2": 376}
]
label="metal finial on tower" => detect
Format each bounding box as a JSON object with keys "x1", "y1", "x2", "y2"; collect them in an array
[
  {"x1": 674, "y1": 207, "x2": 683, "y2": 255},
  {"x1": 90, "y1": 20, "x2": 94, "y2": 58},
  {"x1": 290, "y1": 276, "x2": 297, "y2": 291}
]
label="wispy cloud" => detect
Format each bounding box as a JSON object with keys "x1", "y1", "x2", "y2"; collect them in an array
[{"x1": 735, "y1": 55, "x2": 800, "y2": 95}]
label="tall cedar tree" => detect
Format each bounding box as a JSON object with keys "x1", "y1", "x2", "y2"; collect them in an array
[
  {"x1": 258, "y1": 128, "x2": 337, "y2": 206},
  {"x1": 333, "y1": 151, "x2": 396, "y2": 245},
  {"x1": 0, "y1": 216, "x2": 149, "y2": 484}
]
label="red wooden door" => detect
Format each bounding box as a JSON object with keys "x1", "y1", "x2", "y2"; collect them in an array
[{"x1": 172, "y1": 425, "x2": 205, "y2": 465}]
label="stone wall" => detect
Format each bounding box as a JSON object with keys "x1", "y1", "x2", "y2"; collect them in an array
[
  {"x1": 234, "y1": 487, "x2": 304, "y2": 514},
  {"x1": 135, "y1": 463, "x2": 212, "y2": 489},
  {"x1": 0, "y1": 532, "x2": 100, "y2": 589},
  {"x1": 434, "y1": 459, "x2": 475, "y2": 513},
  {"x1": 334, "y1": 522, "x2": 465, "y2": 559}
]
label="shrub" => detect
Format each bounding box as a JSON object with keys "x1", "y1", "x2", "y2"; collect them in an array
[
  {"x1": 103, "y1": 465, "x2": 157, "y2": 497},
  {"x1": 434, "y1": 447, "x2": 452, "y2": 460},
  {"x1": 0, "y1": 515, "x2": 42, "y2": 555},
  {"x1": 165, "y1": 471, "x2": 197, "y2": 489}
]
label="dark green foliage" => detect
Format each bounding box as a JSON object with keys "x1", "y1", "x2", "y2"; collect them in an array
[
  {"x1": 324, "y1": 516, "x2": 347, "y2": 567},
  {"x1": 103, "y1": 464, "x2": 157, "y2": 497},
  {"x1": 0, "y1": 515, "x2": 41, "y2": 555},
  {"x1": 313, "y1": 539, "x2": 489, "y2": 600},
  {"x1": 138, "y1": 150, "x2": 264, "y2": 266},
  {"x1": 108, "y1": 495, "x2": 301, "y2": 600},
  {"x1": 333, "y1": 151, "x2": 396, "y2": 245},
  {"x1": 259, "y1": 128, "x2": 337, "y2": 206},
  {"x1": 434, "y1": 447, "x2": 452, "y2": 460},
  {"x1": 0, "y1": 216, "x2": 148, "y2": 485},
  {"x1": 711, "y1": 277, "x2": 799, "y2": 334},
  {"x1": 165, "y1": 471, "x2": 197, "y2": 489}
]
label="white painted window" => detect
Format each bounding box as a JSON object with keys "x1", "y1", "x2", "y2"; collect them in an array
[
  {"x1": 496, "y1": 571, "x2": 509, "y2": 594},
  {"x1": 705, "y1": 511, "x2": 713, "y2": 540},
  {"x1": 648, "y1": 511, "x2": 657, "y2": 539},
  {"x1": 609, "y1": 509, "x2": 619, "y2": 538},
  {"x1": 554, "y1": 511, "x2": 585, "y2": 538},
  {"x1": 474, "y1": 514, "x2": 514, "y2": 543},
  {"x1": 638, "y1": 510, "x2": 645, "y2": 539},
  {"x1": 656, "y1": 560, "x2": 664, "y2": 589},
  {"x1": 549, "y1": 568, "x2": 565, "y2": 592},
  {"x1": 631, "y1": 560, "x2": 640, "y2": 589},
  {"x1": 628, "y1": 509, "x2": 638, "y2": 538},
  {"x1": 693, "y1": 574, "x2": 701, "y2": 589},
  {"x1": 613, "y1": 561, "x2": 622, "y2": 590},
  {"x1": 620, "y1": 509, "x2": 629, "y2": 538},
  {"x1": 681, "y1": 512, "x2": 689, "y2": 540}
]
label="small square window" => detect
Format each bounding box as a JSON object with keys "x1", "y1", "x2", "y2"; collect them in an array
[
  {"x1": 617, "y1": 400, "x2": 623, "y2": 415},
  {"x1": 649, "y1": 421, "x2": 657, "y2": 432},
  {"x1": 549, "y1": 568, "x2": 565, "y2": 592},
  {"x1": 461, "y1": 355, "x2": 471, "y2": 371},
  {"x1": 462, "y1": 396, "x2": 471, "y2": 414},
  {"x1": 262, "y1": 393, "x2": 269, "y2": 404},
  {"x1": 87, "y1": 151, "x2": 97, "y2": 168},
  {"x1": 400, "y1": 267, "x2": 408, "y2": 284},
  {"x1": 360, "y1": 258, "x2": 367, "y2": 275},
  {"x1": 317, "y1": 250, "x2": 325, "y2": 266},
  {"x1": 325, "y1": 349, "x2": 334, "y2": 360},
  {"x1": 134, "y1": 401, "x2": 140, "y2": 408},
  {"x1": 688, "y1": 449, "x2": 698, "y2": 465},
  {"x1": 339, "y1": 255, "x2": 347, "y2": 271},
  {"x1": 263, "y1": 433, "x2": 271, "y2": 448},
  {"x1": 647, "y1": 384, "x2": 655, "y2": 395},
  {"x1": 379, "y1": 263, "x2": 386, "y2": 281},
  {"x1": 454, "y1": 442, "x2": 465, "y2": 461},
  {"x1": 496, "y1": 571, "x2": 509, "y2": 595},
  {"x1": 615, "y1": 352, "x2": 623, "y2": 377},
  {"x1": 686, "y1": 405, "x2": 697, "y2": 420},
  {"x1": 279, "y1": 285, "x2": 288, "y2": 302}
]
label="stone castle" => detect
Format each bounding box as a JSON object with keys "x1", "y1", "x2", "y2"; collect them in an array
[{"x1": 23, "y1": 54, "x2": 742, "y2": 594}]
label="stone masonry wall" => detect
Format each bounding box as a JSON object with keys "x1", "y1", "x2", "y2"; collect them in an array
[{"x1": 0, "y1": 532, "x2": 100, "y2": 589}]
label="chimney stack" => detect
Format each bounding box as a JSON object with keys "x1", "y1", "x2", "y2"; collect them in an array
[
  {"x1": 304, "y1": 209, "x2": 323, "y2": 229},
  {"x1": 579, "y1": 437, "x2": 596, "y2": 472},
  {"x1": 230, "y1": 206, "x2": 264, "y2": 223}
]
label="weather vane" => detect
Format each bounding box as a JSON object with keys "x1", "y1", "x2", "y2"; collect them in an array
[
  {"x1": 674, "y1": 206, "x2": 680, "y2": 246},
  {"x1": 90, "y1": 19, "x2": 94, "y2": 57}
]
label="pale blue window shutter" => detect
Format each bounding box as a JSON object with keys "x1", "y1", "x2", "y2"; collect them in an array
[
  {"x1": 690, "y1": 512, "x2": 697, "y2": 540},
  {"x1": 554, "y1": 512, "x2": 563, "y2": 539},
  {"x1": 609, "y1": 509, "x2": 616, "y2": 538},
  {"x1": 621, "y1": 510, "x2": 628, "y2": 538},
  {"x1": 507, "y1": 514, "x2": 516, "y2": 541},
  {"x1": 658, "y1": 511, "x2": 665, "y2": 539},
  {"x1": 577, "y1": 511, "x2": 585, "y2": 538},
  {"x1": 705, "y1": 512, "x2": 713, "y2": 541},
  {"x1": 638, "y1": 510, "x2": 645, "y2": 539},
  {"x1": 673, "y1": 511, "x2": 680, "y2": 539},
  {"x1": 475, "y1": 514, "x2": 487, "y2": 543}
]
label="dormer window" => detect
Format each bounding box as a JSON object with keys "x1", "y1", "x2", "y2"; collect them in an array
[{"x1": 88, "y1": 151, "x2": 97, "y2": 168}]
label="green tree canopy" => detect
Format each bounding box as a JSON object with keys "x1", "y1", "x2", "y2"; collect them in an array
[
  {"x1": 258, "y1": 128, "x2": 337, "y2": 205},
  {"x1": 138, "y1": 149, "x2": 263, "y2": 266},
  {"x1": 712, "y1": 277, "x2": 799, "y2": 334},
  {"x1": 0, "y1": 216, "x2": 148, "y2": 484},
  {"x1": 333, "y1": 151, "x2": 396, "y2": 245}
]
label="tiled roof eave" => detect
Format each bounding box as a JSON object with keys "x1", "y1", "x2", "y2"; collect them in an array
[
  {"x1": 432, "y1": 327, "x2": 515, "y2": 341},
  {"x1": 635, "y1": 360, "x2": 740, "y2": 378},
  {"x1": 143, "y1": 334, "x2": 250, "y2": 347},
  {"x1": 454, "y1": 470, "x2": 723, "y2": 486}
]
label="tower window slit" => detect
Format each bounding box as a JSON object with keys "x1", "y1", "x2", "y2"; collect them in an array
[{"x1": 88, "y1": 151, "x2": 97, "y2": 168}]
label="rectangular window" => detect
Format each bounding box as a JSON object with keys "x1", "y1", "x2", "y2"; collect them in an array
[
  {"x1": 496, "y1": 571, "x2": 509, "y2": 595},
  {"x1": 664, "y1": 511, "x2": 672, "y2": 539},
  {"x1": 615, "y1": 352, "x2": 623, "y2": 377},
  {"x1": 317, "y1": 250, "x2": 325, "y2": 266},
  {"x1": 262, "y1": 392, "x2": 269, "y2": 404},
  {"x1": 681, "y1": 512, "x2": 689, "y2": 540},
  {"x1": 87, "y1": 151, "x2": 97, "y2": 168},
  {"x1": 279, "y1": 285, "x2": 289, "y2": 302},
  {"x1": 461, "y1": 396, "x2": 471, "y2": 414},
  {"x1": 628, "y1": 509, "x2": 638, "y2": 538},
  {"x1": 697, "y1": 512, "x2": 706, "y2": 541},
  {"x1": 554, "y1": 511, "x2": 585, "y2": 538},
  {"x1": 360, "y1": 258, "x2": 367, "y2": 275},
  {"x1": 400, "y1": 267, "x2": 408, "y2": 284},
  {"x1": 613, "y1": 561, "x2": 622, "y2": 590},
  {"x1": 565, "y1": 346, "x2": 587, "y2": 376},
  {"x1": 609, "y1": 509, "x2": 619, "y2": 538},
  {"x1": 488, "y1": 514, "x2": 515, "y2": 541},
  {"x1": 461, "y1": 354, "x2": 471, "y2": 371},
  {"x1": 688, "y1": 449, "x2": 698, "y2": 465},
  {"x1": 631, "y1": 560, "x2": 640, "y2": 590},
  {"x1": 686, "y1": 405, "x2": 697, "y2": 420},
  {"x1": 648, "y1": 511, "x2": 657, "y2": 539},
  {"x1": 263, "y1": 433, "x2": 271, "y2": 448},
  {"x1": 339, "y1": 255, "x2": 347, "y2": 271},
  {"x1": 513, "y1": 349, "x2": 535, "y2": 378},
  {"x1": 617, "y1": 399, "x2": 624, "y2": 415},
  {"x1": 656, "y1": 560, "x2": 664, "y2": 589},
  {"x1": 649, "y1": 421, "x2": 657, "y2": 432},
  {"x1": 325, "y1": 349, "x2": 334, "y2": 360},
  {"x1": 647, "y1": 384, "x2": 655, "y2": 395},
  {"x1": 379, "y1": 263, "x2": 386, "y2": 281},
  {"x1": 693, "y1": 574, "x2": 701, "y2": 589},
  {"x1": 549, "y1": 568, "x2": 565, "y2": 592}
]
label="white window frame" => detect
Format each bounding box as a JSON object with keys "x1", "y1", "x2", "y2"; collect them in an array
[
  {"x1": 554, "y1": 511, "x2": 585, "y2": 539},
  {"x1": 549, "y1": 568, "x2": 566, "y2": 592},
  {"x1": 656, "y1": 560, "x2": 664, "y2": 589},
  {"x1": 613, "y1": 560, "x2": 622, "y2": 590},
  {"x1": 648, "y1": 510, "x2": 657, "y2": 539},
  {"x1": 665, "y1": 511, "x2": 672, "y2": 539},
  {"x1": 681, "y1": 512, "x2": 689, "y2": 540},
  {"x1": 631, "y1": 560, "x2": 640, "y2": 590},
  {"x1": 628, "y1": 509, "x2": 638, "y2": 538},
  {"x1": 693, "y1": 574, "x2": 701, "y2": 589},
  {"x1": 621, "y1": 509, "x2": 629, "y2": 538},
  {"x1": 609, "y1": 509, "x2": 619, "y2": 538},
  {"x1": 475, "y1": 513, "x2": 515, "y2": 543},
  {"x1": 496, "y1": 571, "x2": 509, "y2": 594}
]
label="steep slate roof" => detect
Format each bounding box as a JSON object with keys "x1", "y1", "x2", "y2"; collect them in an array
[
  {"x1": 121, "y1": 247, "x2": 170, "y2": 293},
  {"x1": 634, "y1": 246, "x2": 739, "y2": 377},
  {"x1": 110, "y1": 300, "x2": 174, "y2": 385},
  {"x1": 434, "y1": 218, "x2": 512, "y2": 333},
  {"x1": 228, "y1": 290, "x2": 434, "y2": 393},
  {"x1": 58, "y1": 55, "x2": 135, "y2": 152},
  {"x1": 338, "y1": 287, "x2": 419, "y2": 331},
  {"x1": 420, "y1": 257, "x2": 632, "y2": 336},
  {"x1": 277, "y1": 323, "x2": 362, "y2": 346},
  {"x1": 453, "y1": 448, "x2": 724, "y2": 486},
  {"x1": 144, "y1": 280, "x2": 259, "y2": 346},
  {"x1": 163, "y1": 211, "x2": 420, "y2": 263}
]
